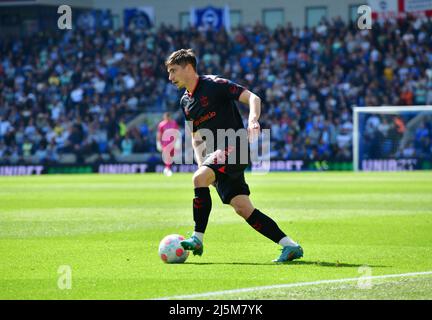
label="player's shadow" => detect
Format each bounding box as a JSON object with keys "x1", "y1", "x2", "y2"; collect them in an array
[
  {"x1": 286, "y1": 260, "x2": 390, "y2": 268},
  {"x1": 185, "y1": 261, "x2": 390, "y2": 268}
]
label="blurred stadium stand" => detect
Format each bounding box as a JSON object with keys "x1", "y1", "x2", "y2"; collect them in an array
[{"x1": 0, "y1": 0, "x2": 431, "y2": 168}]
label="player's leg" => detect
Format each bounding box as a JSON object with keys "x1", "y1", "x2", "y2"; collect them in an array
[
  {"x1": 230, "y1": 195, "x2": 303, "y2": 262},
  {"x1": 192, "y1": 165, "x2": 215, "y2": 239},
  {"x1": 230, "y1": 194, "x2": 293, "y2": 243},
  {"x1": 180, "y1": 166, "x2": 216, "y2": 256}
]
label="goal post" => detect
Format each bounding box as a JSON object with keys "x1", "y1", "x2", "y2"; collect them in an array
[{"x1": 353, "y1": 106, "x2": 432, "y2": 171}]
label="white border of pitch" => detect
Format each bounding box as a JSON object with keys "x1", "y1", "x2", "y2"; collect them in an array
[{"x1": 155, "y1": 270, "x2": 432, "y2": 300}]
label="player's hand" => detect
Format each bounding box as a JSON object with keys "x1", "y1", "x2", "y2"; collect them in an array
[
  {"x1": 156, "y1": 141, "x2": 162, "y2": 152},
  {"x1": 213, "y1": 149, "x2": 226, "y2": 164},
  {"x1": 248, "y1": 119, "x2": 260, "y2": 143}
]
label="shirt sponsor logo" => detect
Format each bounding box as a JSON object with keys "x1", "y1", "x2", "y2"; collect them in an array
[{"x1": 194, "y1": 111, "x2": 216, "y2": 127}]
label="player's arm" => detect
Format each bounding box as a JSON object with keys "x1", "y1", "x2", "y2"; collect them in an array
[
  {"x1": 191, "y1": 131, "x2": 206, "y2": 167},
  {"x1": 239, "y1": 89, "x2": 261, "y2": 142}
]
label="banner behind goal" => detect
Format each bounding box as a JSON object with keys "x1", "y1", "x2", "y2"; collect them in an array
[{"x1": 353, "y1": 106, "x2": 432, "y2": 171}]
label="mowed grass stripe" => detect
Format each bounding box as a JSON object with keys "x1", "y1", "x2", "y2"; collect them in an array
[{"x1": 0, "y1": 172, "x2": 431, "y2": 299}]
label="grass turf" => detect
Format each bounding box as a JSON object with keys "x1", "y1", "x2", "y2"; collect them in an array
[{"x1": 0, "y1": 171, "x2": 431, "y2": 299}]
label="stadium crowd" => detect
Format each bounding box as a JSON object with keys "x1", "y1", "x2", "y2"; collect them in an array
[{"x1": 0, "y1": 16, "x2": 431, "y2": 165}]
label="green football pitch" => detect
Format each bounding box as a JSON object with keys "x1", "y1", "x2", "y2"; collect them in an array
[{"x1": 1, "y1": 171, "x2": 431, "y2": 300}]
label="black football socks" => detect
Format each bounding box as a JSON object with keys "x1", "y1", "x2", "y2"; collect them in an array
[
  {"x1": 193, "y1": 187, "x2": 212, "y2": 233},
  {"x1": 246, "y1": 209, "x2": 286, "y2": 243}
]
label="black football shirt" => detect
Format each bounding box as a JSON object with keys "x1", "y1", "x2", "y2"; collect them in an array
[{"x1": 180, "y1": 75, "x2": 250, "y2": 165}]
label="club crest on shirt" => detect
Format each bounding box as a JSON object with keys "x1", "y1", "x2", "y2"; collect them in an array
[{"x1": 200, "y1": 96, "x2": 209, "y2": 107}]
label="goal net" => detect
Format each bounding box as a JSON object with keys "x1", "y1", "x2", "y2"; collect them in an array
[{"x1": 353, "y1": 106, "x2": 432, "y2": 171}]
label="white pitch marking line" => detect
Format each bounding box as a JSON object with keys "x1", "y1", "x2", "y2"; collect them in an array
[{"x1": 154, "y1": 270, "x2": 432, "y2": 300}]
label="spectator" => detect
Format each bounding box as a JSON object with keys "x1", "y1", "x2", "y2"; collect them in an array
[
  {"x1": 0, "y1": 17, "x2": 431, "y2": 165},
  {"x1": 121, "y1": 132, "x2": 134, "y2": 155}
]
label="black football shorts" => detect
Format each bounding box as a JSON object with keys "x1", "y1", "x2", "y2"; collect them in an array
[{"x1": 202, "y1": 156, "x2": 251, "y2": 204}]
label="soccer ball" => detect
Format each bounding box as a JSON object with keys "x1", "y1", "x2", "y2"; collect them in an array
[{"x1": 158, "y1": 234, "x2": 189, "y2": 263}]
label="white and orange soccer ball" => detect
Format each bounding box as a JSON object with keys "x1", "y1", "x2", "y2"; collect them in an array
[{"x1": 158, "y1": 234, "x2": 189, "y2": 263}]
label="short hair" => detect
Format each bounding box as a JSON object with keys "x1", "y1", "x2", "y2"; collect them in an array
[{"x1": 165, "y1": 48, "x2": 197, "y2": 71}]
